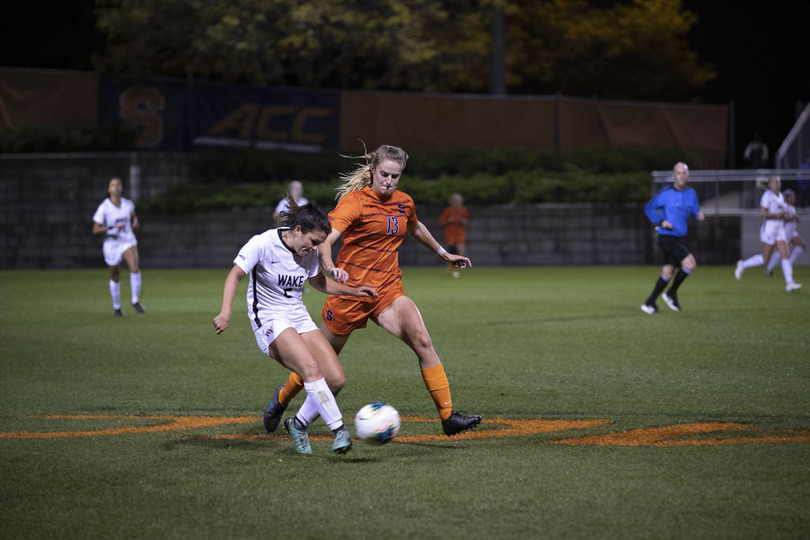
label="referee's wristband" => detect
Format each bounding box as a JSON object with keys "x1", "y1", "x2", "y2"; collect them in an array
[{"x1": 436, "y1": 247, "x2": 447, "y2": 256}]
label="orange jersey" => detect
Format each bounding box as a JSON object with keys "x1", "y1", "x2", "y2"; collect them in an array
[
  {"x1": 440, "y1": 205, "x2": 468, "y2": 245},
  {"x1": 328, "y1": 186, "x2": 418, "y2": 290}
]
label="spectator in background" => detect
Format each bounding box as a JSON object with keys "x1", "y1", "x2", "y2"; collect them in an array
[
  {"x1": 439, "y1": 192, "x2": 469, "y2": 278},
  {"x1": 743, "y1": 132, "x2": 769, "y2": 169},
  {"x1": 92, "y1": 176, "x2": 145, "y2": 317},
  {"x1": 273, "y1": 180, "x2": 308, "y2": 223}
]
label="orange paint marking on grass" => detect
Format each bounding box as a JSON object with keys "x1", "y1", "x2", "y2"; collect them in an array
[
  {"x1": 197, "y1": 416, "x2": 613, "y2": 442},
  {"x1": 394, "y1": 416, "x2": 613, "y2": 442},
  {"x1": 0, "y1": 415, "x2": 255, "y2": 439},
  {"x1": 551, "y1": 422, "x2": 810, "y2": 447},
  {"x1": 3, "y1": 416, "x2": 809, "y2": 446}
]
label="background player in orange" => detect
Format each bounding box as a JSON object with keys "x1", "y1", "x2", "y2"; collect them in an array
[
  {"x1": 263, "y1": 144, "x2": 482, "y2": 436},
  {"x1": 439, "y1": 192, "x2": 469, "y2": 278}
]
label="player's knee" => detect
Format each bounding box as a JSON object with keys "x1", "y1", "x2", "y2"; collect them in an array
[
  {"x1": 409, "y1": 331, "x2": 434, "y2": 355},
  {"x1": 327, "y1": 373, "x2": 346, "y2": 394},
  {"x1": 297, "y1": 358, "x2": 322, "y2": 381},
  {"x1": 680, "y1": 254, "x2": 697, "y2": 272}
]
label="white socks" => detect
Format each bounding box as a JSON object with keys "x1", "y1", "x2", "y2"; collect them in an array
[
  {"x1": 741, "y1": 254, "x2": 764, "y2": 269},
  {"x1": 765, "y1": 247, "x2": 803, "y2": 275},
  {"x1": 109, "y1": 280, "x2": 121, "y2": 310},
  {"x1": 295, "y1": 378, "x2": 343, "y2": 431},
  {"x1": 130, "y1": 272, "x2": 141, "y2": 304},
  {"x1": 781, "y1": 258, "x2": 794, "y2": 285}
]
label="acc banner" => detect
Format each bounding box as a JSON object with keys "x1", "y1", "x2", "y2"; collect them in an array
[{"x1": 98, "y1": 76, "x2": 340, "y2": 153}]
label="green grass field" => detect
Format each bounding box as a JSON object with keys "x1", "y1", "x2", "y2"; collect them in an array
[{"x1": 1, "y1": 266, "x2": 809, "y2": 539}]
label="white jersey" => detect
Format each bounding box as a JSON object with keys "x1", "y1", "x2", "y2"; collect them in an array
[
  {"x1": 759, "y1": 190, "x2": 787, "y2": 244},
  {"x1": 233, "y1": 228, "x2": 320, "y2": 332},
  {"x1": 760, "y1": 190, "x2": 786, "y2": 215},
  {"x1": 274, "y1": 197, "x2": 309, "y2": 215},
  {"x1": 92, "y1": 197, "x2": 137, "y2": 245},
  {"x1": 784, "y1": 203, "x2": 798, "y2": 239}
]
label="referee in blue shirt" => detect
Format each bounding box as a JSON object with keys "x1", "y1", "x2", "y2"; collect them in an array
[{"x1": 641, "y1": 162, "x2": 705, "y2": 313}]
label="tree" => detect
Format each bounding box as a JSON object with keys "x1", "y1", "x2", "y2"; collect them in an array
[
  {"x1": 93, "y1": 0, "x2": 715, "y2": 100},
  {"x1": 93, "y1": 0, "x2": 489, "y2": 90},
  {"x1": 507, "y1": 0, "x2": 716, "y2": 100}
]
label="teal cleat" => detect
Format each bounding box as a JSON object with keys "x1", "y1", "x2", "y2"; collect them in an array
[
  {"x1": 284, "y1": 417, "x2": 312, "y2": 455},
  {"x1": 331, "y1": 427, "x2": 352, "y2": 454}
]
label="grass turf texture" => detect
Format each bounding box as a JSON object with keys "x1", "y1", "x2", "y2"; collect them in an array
[{"x1": 1, "y1": 266, "x2": 808, "y2": 539}]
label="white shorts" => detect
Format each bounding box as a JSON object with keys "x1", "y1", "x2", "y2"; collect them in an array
[
  {"x1": 252, "y1": 312, "x2": 318, "y2": 356},
  {"x1": 103, "y1": 237, "x2": 137, "y2": 266},
  {"x1": 784, "y1": 223, "x2": 798, "y2": 241},
  {"x1": 760, "y1": 220, "x2": 787, "y2": 245}
]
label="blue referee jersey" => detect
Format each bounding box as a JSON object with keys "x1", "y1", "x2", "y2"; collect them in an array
[{"x1": 644, "y1": 184, "x2": 701, "y2": 237}]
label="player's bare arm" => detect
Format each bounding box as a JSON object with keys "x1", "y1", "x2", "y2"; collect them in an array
[
  {"x1": 308, "y1": 272, "x2": 377, "y2": 299},
  {"x1": 213, "y1": 265, "x2": 246, "y2": 335},
  {"x1": 92, "y1": 221, "x2": 122, "y2": 235},
  {"x1": 318, "y1": 228, "x2": 349, "y2": 283}
]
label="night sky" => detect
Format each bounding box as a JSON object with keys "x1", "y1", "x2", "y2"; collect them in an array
[{"x1": 1, "y1": 0, "x2": 806, "y2": 164}]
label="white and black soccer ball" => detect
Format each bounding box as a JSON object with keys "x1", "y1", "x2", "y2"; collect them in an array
[{"x1": 354, "y1": 402, "x2": 400, "y2": 445}]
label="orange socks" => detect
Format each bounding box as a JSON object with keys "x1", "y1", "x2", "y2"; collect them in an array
[
  {"x1": 421, "y1": 363, "x2": 453, "y2": 421},
  {"x1": 281, "y1": 364, "x2": 452, "y2": 421},
  {"x1": 279, "y1": 371, "x2": 304, "y2": 406}
]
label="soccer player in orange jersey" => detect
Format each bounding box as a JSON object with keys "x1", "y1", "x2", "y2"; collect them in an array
[
  {"x1": 263, "y1": 144, "x2": 482, "y2": 436},
  {"x1": 439, "y1": 192, "x2": 469, "y2": 278}
]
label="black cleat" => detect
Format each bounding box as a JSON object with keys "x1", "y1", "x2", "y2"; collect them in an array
[
  {"x1": 114, "y1": 309, "x2": 123, "y2": 317},
  {"x1": 662, "y1": 292, "x2": 681, "y2": 312},
  {"x1": 263, "y1": 384, "x2": 287, "y2": 433},
  {"x1": 132, "y1": 302, "x2": 145, "y2": 313},
  {"x1": 442, "y1": 411, "x2": 483, "y2": 436}
]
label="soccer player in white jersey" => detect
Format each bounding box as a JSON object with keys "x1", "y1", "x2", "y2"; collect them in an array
[
  {"x1": 735, "y1": 176, "x2": 802, "y2": 291},
  {"x1": 765, "y1": 189, "x2": 806, "y2": 275},
  {"x1": 92, "y1": 177, "x2": 145, "y2": 316},
  {"x1": 273, "y1": 180, "x2": 308, "y2": 223},
  {"x1": 213, "y1": 199, "x2": 378, "y2": 455}
]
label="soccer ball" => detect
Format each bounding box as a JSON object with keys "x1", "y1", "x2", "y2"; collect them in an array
[{"x1": 354, "y1": 402, "x2": 400, "y2": 445}]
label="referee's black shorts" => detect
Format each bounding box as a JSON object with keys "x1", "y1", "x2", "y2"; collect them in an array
[{"x1": 657, "y1": 234, "x2": 691, "y2": 266}]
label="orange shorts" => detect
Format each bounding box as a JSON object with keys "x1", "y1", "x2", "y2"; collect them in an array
[
  {"x1": 321, "y1": 281, "x2": 406, "y2": 336},
  {"x1": 444, "y1": 225, "x2": 465, "y2": 245}
]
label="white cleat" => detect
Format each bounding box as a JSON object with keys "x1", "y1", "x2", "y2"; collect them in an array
[
  {"x1": 786, "y1": 282, "x2": 802, "y2": 292},
  {"x1": 734, "y1": 260, "x2": 744, "y2": 280},
  {"x1": 640, "y1": 303, "x2": 658, "y2": 315},
  {"x1": 662, "y1": 292, "x2": 681, "y2": 312}
]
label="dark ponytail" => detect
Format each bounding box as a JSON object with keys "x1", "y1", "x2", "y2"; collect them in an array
[{"x1": 277, "y1": 200, "x2": 331, "y2": 235}]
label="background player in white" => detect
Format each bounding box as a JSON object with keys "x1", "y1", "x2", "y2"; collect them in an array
[
  {"x1": 273, "y1": 180, "x2": 308, "y2": 223},
  {"x1": 765, "y1": 189, "x2": 806, "y2": 275},
  {"x1": 92, "y1": 176, "x2": 145, "y2": 317},
  {"x1": 735, "y1": 176, "x2": 801, "y2": 291},
  {"x1": 213, "y1": 200, "x2": 377, "y2": 455}
]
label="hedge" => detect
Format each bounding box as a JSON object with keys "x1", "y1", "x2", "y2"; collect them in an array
[{"x1": 139, "y1": 145, "x2": 689, "y2": 212}]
